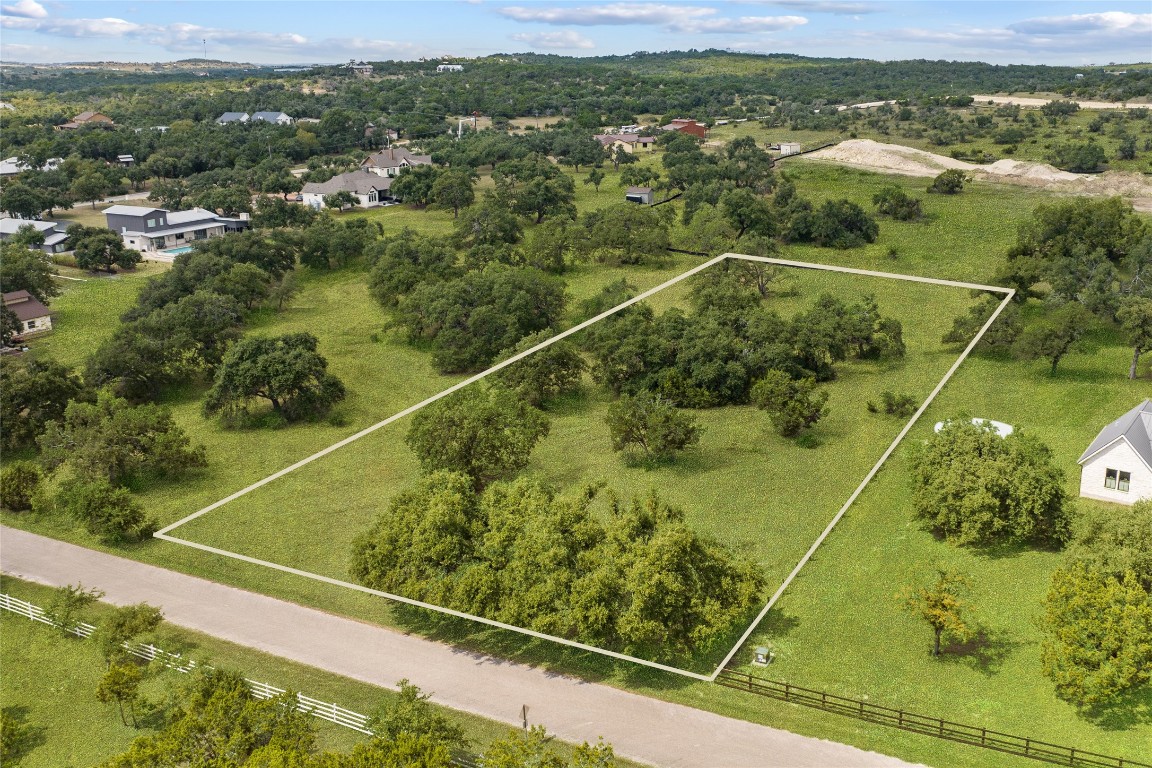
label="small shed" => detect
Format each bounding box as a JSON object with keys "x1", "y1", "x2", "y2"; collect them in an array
[
  {"x1": 625, "y1": 186, "x2": 653, "y2": 205},
  {"x1": 1077, "y1": 399, "x2": 1152, "y2": 505},
  {"x1": 779, "y1": 142, "x2": 802, "y2": 157},
  {"x1": 117, "y1": 154, "x2": 135, "y2": 166}
]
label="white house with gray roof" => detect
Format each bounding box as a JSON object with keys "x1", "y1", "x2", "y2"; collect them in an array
[
  {"x1": 251, "y1": 111, "x2": 294, "y2": 125},
  {"x1": 1077, "y1": 399, "x2": 1152, "y2": 505}
]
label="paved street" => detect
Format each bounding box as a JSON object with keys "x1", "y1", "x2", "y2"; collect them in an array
[{"x1": 1, "y1": 526, "x2": 922, "y2": 767}]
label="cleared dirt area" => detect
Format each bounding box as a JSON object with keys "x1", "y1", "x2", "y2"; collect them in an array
[
  {"x1": 972, "y1": 94, "x2": 1152, "y2": 110},
  {"x1": 804, "y1": 139, "x2": 1152, "y2": 211}
]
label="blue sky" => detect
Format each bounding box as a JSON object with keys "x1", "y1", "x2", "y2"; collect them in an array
[{"x1": 1, "y1": 1, "x2": 1149, "y2": 66}]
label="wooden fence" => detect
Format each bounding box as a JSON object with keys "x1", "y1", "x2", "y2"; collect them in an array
[{"x1": 716, "y1": 669, "x2": 1151, "y2": 768}]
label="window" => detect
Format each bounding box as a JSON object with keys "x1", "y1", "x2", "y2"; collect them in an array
[
  {"x1": 1105, "y1": 468, "x2": 1132, "y2": 492},
  {"x1": 25, "y1": 320, "x2": 35, "y2": 329},
  {"x1": 146, "y1": 218, "x2": 156, "y2": 228}
]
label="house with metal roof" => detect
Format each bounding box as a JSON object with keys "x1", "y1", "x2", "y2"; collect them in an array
[
  {"x1": 215, "y1": 112, "x2": 250, "y2": 125},
  {"x1": 0, "y1": 218, "x2": 70, "y2": 254},
  {"x1": 1077, "y1": 399, "x2": 1152, "y2": 505},
  {"x1": 105, "y1": 205, "x2": 247, "y2": 253},
  {"x1": 251, "y1": 111, "x2": 294, "y2": 126}
]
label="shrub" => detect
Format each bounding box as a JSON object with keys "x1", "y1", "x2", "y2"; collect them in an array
[{"x1": 0, "y1": 461, "x2": 41, "y2": 511}]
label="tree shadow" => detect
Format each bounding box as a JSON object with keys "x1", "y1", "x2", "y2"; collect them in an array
[
  {"x1": 0, "y1": 705, "x2": 47, "y2": 764},
  {"x1": 939, "y1": 626, "x2": 1020, "y2": 677},
  {"x1": 1077, "y1": 684, "x2": 1152, "y2": 731},
  {"x1": 389, "y1": 603, "x2": 703, "y2": 693}
]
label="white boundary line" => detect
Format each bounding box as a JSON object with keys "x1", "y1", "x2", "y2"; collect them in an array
[{"x1": 155, "y1": 254, "x2": 1012, "y2": 682}]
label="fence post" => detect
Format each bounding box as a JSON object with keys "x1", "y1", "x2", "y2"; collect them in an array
[
  {"x1": 898, "y1": 711, "x2": 904, "y2": 727},
  {"x1": 1069, "y1": 747, "x2": 1075, "y2": 766},
  {"x1": 1025, "y1": 738, "x2": 1031, "y2": 756},
  {"x1": 784, "y1": 682, "x2": 790, "y2": 701},
  {"x1": 980, "y1": 727, "x2": 986, "y2": 746}
]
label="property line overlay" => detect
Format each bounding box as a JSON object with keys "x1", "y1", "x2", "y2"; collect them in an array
[{"x1": 156, "y1": 255, "x2": 1013, "y2": 682}]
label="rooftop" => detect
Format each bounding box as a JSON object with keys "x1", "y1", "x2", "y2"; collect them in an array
[{"x1": 1078, "y1": 399, "x2": 1152, "y2": 471}]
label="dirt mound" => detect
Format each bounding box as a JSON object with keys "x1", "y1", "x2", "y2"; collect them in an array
[{"x1": 804, "y1": 139, "x2": 1152, "y2": 201}]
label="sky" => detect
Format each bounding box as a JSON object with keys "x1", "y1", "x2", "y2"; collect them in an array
[{"x1": 0, "y1": 0, "x2": 1149, "y2": 67}]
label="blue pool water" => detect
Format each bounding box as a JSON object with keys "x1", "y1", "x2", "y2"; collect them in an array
[{"x1": 162, "y1": 245, "x2": 195, "y2": 255}]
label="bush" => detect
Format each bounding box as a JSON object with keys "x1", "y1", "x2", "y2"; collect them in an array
[
  {"x1": 54, "y1": 479, "x2": 157, "y2": 544},
  {"x1": 879, "y1": 390, "x2": 917, "y2": 417},
  {"x1": 605, "y1": 392, "x2": 701, "y2": 462},
  {"x1": 927, "y1": 169, "x2": 967, "y2": 194},
  {"x1": 0, "y1": 461, "x2": 41, "y2": 511},
  {"x1": 872, "y1": 186, "x2": 923, "y2": 221}
]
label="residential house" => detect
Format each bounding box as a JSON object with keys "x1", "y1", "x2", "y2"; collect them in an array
[
  {"x1": 360, "y1": 147, "x2": 432, "y2": 177},
  {"x1": 595, "y1": 134, "x2": 657, "y2": 154},
  {"x1": 660, "y1": 118, "x2": 707, "y2": 139},
  {"x1": 2, "y1": 290, "x2": 53, "y2": 338},
  {"x1": 215, "y1": 112, "x2": 250, "y2": 125},
  {"x1": 0, "y1": 156, "x2": 63, "y2": 177},
  {"x1": 0, "y1": 218, "x2": 70, "y2": 254},
  {"x1": 347, "y1": 61, "x2": 374, "y2": 77},
  {"x1": 105, "y1": 205, "x2": 247, "y2": 253},
  {"x1": 57, "y1": 111, "x2": 114, "y2": 130},
  {"x1": 436, "y1": 64, "x2": 464, "y2": 72},
  {"x1": 117, "y1": 154, "x2": 135, "y2": 166},
  {"x1": 1077, "y1": 399, "x2": 1152, "y2": 505},
  {"x1": 251, "y1": 111, "x2": 294, "y2": 126},
  {"x1": 625, "y1": 186, "x2": 654, "y2": 205},
  {"x1": 301, "y1": 170, "x2": 394, "y2": 209}
]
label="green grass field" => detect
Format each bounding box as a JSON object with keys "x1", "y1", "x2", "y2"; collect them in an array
[
  {"x1": 0, "y1": 576, "x2": 636, "y2": 768},
  {"x1": 5, "y1": 156, "x2": 1151, "y2": 767},
  {"x1": 167, "y1": 261, "x2": 982, "y2": 674}
]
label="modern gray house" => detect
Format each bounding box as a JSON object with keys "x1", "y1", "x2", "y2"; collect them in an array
[
  {"x1": 215, "y1": 112, "x2": 250, "y2": 125},
  {"x1": 104, "y1": 205, "x2": 247, "y2": 253},
  {"x1": 0, "y1": 218, "x2": 70, "y2": 253}
]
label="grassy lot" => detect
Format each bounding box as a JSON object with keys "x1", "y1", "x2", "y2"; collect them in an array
[
  {"x1": 170, "y1": 262, "x2": 980, "y2": 676},
  {"x1": 729, "y1": 333, "x2": 1152, "y2": 761},
  {"x1": 6, "y1": 158, "x2": 1151, "y2": 766},
  {"x1": 0, "y1": 576, "x2": 635, "y2": 768}
]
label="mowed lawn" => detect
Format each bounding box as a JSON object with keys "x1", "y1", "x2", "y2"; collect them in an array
[
  {"x1": 726, "y1": 335, "x2": 1152, "y2": 761},
  {"x1": 171, "y1": 262, "x2": 981, "y2": 674},
  {"x1": 0, "y1": 576, "x2": 625, "y2": 768}
]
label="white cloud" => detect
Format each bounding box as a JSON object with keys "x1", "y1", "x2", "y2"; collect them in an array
[
  {"x1": 0, "y1": 12, "x2": 424, "y2": 61},
  {"x1": 0, "y1": 0, "x2": 47, "y2": 19},
  {"x1": 851, "y1": 13, "x2": 1152, "y2": 61},
  {"x1": 511, "y1": 30, "x2": 596, "y2": 49},
  {"x1": 762, "y1": 1, "x2": 878, "y2": 14},
  {"x1": 1008, "y1": 11, "x2": 1151, "y2": 35},
  {"x1": 2, "y1": 14, "x2": 144, "y2": 38},
  {"x1": 499, "y1": 3, "x2": 715, "y2": 27},
  {"x1": 498, "y1": 3, "x2": 805, "y2": 33}
]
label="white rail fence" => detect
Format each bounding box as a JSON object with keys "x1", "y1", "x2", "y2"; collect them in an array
[{"x1": 0, "y1": 592, "x2": 371, "y2": 735}]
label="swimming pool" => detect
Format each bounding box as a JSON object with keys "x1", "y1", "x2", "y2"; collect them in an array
[{"x1": 162, "y1": 245, "x2": 195, "y2": 255}]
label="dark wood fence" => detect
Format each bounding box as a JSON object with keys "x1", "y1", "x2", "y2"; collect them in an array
[{"x1": 715, "y1": 670, "x2": 1150, "y2": 768}]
